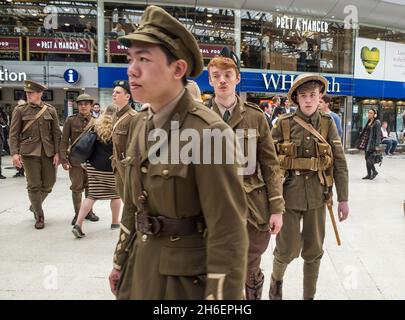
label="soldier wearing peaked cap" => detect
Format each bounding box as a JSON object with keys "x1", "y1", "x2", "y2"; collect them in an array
[
  {"x1": 269, "y1": 73, "x2": 349, "y2": 300},
  {"x1": 9, "y1": 80, "x2": 62, "y2": 229},
  {"x1": 108, "y1": 5, "x2": 248, "y2": 300},
  {"x1": 111, "y1": 80, "x2": 137, "y2": 198},
  {"x1": 59, "y1": 93, "x2": 100, "y2": 225}
]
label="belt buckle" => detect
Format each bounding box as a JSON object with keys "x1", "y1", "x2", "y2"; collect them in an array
[
  {"x1": 145, "y1": 216, "x2": 162, "y2": 235},
  {"x1": 138, "y1": 215, "x2": 162, "y2": 235},
  {"x1": 310, "y1": 157, "x2": 317, "y2": 171}
]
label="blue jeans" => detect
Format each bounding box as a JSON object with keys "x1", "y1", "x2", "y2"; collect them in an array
[{"x1": 381, "y1": 139, "x2": 398, "y2": 154}]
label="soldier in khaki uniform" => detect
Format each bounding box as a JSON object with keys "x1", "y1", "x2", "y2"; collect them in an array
[
  {"x1": 207, "y1": 53, "x2": 285, "y2": 300},
  {"x1": 108, "y1": 5, "x2": 248, "y2": 300},
  {"x1": 59, "y1": 93, "x2": 100, "y2": 225},
  {"x1": 269, "y1": 74, "x2": 349, "y2": 300},
  {"x1": 111, "y1": 80, "x2": 137, "y2": 198},
  {"x1": 9, "y1": 80, "x2": 62, "y2": 229}
]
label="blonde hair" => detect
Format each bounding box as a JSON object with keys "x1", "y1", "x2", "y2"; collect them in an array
[{"x1": 94, "y1": 105, "x2": 116, "y2": 143}]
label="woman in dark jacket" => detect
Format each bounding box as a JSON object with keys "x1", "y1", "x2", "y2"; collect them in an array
[
  {"x1": 72, "y1": 105, "x2": 121, "y2": 238},
  {"x1": 358, "y1": 108, "x2": 382, "y2": 180}
]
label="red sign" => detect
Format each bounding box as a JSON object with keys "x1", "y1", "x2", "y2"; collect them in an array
[
  {"x1": 108, "y1": 40, "x2": 128, "y2": 54},
  {"x1": 0, "y1": 37, "x2": 20, "y2": 52},
  {"x1": 199, "y1": 44, "x2": 233, "y2": 58},
  {"x1": 28, "y1": 37, "x2": 92, "y2": 53}
]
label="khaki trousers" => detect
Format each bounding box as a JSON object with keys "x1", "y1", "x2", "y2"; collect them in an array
[
  {"x1": 22, "y1": 150, "x2": 56, "y2": 217},
  {"x1": 272, "y1": 205, "x2": 326, "y2": 298}
]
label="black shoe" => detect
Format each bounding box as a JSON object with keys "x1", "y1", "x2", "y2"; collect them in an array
[
  {"x1": 370, "y1": 172, "x2": 378, "y2": 180},
  {"x1": 85, "y1": 212, "x2": 99, "y2": 222},
  {"x1": 71, "y1": 214, "x2": 78, "y2": 226},
  {"x1": 72, "y1": 225, "x2": 85, "y2": 238},
  {"x1": 362, "y1": 175, "x2": 371, "y2": 180},
  {"x1": 13, "y1": 172, "x2": 23, "y2": 178},
  {"x1": 0, "y1": 174, "x2": 6, "y2": 179}
]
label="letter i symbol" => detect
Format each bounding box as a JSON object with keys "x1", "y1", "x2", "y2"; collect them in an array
[{"x1": 68, "y1": 70, "x2": 74, "y2": 83}]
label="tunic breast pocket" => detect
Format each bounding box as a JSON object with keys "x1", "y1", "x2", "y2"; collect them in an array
[
  {"x1": 21, "y1": 115, "x2": 37, "y2": 139},
  {"x1": 42, "y1": 114, "x2": 54, "y2": 134},
  {"x1": 147, "y1": 164, "x2": 190, "y2": 215}
]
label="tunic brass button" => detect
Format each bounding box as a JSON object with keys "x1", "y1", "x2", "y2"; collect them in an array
[
  {"x1": 162, "y1": 169, "x2": 169, "y2": 176},
  {"x1": 141, "y1": 166, "x2": 148, "y2": 173},
  {"x1": 141, "y1": 234, "x2": 148, "y2": 242},
  {"x1": 143, "y1": 116, "x2": 147, "y2": 120},
  {"x1": 193, "y1": 279, "x2": 199, "y2": 284},
  {"x1": 305, "y1": 149, "x2": 309, "y2": 153},
  {"x1": 306, "y1": 137, "x2": 310, "y2": 140},
  {"x1": 305, "y1": 176, "x2": 309, "y2": 180}
]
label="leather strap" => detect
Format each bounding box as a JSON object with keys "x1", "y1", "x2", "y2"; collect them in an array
[
  {"x1": 113, "y1": 111, "x2": 130, "y2": 132},
  {"x1": 22, "y1": 105, "x2": 48, "y2": 133},
  {"x1": 136, "y1": 213, "x2": 206, "y2": 236},
  {"x1": 67, "y1": 118, "x2": 95, "y2": 155},
  {"x1": 293, "y1": 116, "x2": 329, "y2": 145}
]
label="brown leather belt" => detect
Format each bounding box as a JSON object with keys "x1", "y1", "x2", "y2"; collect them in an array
[{"x1": 136, "y1": 213, "x2": 206, "y2": 236}]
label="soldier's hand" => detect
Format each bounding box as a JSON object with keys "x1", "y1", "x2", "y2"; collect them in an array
[
  {"x1": 62, "y1": 163, "x2": 71, "y2": 171},
  {"x1": 269, "y1": 213, "x2": 283, "y2": 235},
  {"x1": 53, "y1": 153, "x2": 60, "y2": 168},
  {"x1": 109, "y1": 268, "x2": 121, "y2": 297},
  {"x1": 337, "y1": 201, "x2": 349, "y2": 222},
  {"x1": 12, "y1": 154, "x2": 23, "y2": 168}
]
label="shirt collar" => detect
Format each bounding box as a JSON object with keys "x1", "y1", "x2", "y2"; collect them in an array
[
  {"x1": 215, "y1": 96, "x2": 238, "y2": 118},
  {"x1": 148, "y1": 88, "x2": 186, "y2": 129}
]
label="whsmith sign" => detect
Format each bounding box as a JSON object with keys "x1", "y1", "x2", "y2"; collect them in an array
[{"x1": 238, "y1": 72, "x2": 352, "y2": 95}]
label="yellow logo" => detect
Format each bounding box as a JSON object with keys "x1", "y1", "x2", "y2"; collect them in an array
[{"x1": 361, "y1": 47, "x2": 380, "y2": 74}]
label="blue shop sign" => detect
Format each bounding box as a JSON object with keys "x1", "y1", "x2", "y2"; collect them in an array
[{"x1": 64, "y1": 68, "x2": 80, "y2": 84}]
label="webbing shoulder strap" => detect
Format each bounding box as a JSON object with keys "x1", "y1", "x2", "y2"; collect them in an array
[
  {"x1": 281, "y1": 118, "x2": 291, "y2": 142},
  {"x1": 22, "y1": 105, "x2": 48, "y2": 133},
  {"x1": 293, "y1": 116, "x2": 329, "y2": 145},
  {"x1": 113, "y1": 111, "x2": 131, "y2": 133}
]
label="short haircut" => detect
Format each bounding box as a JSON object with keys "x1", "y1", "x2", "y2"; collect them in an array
[
  {"x1": 159, "y1": 44, "x2": 187, "y2": 86},
  {"x1": 272, "y1": 96, "x2": 281, "y2": 104},
  {"x1": 296, "y1": 80, "x2": 325, "y2": 95},
  {"x1": 208, "y1": 56, "x2": 240, "y2": 76},
  {"x1": 321, "y1": 95, "x2": 332, "y2": 104}
]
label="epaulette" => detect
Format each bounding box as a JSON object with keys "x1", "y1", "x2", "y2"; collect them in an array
[
  {"x1": 244, "y1": 101, "x2": 262, "y2": 113},
  {"x1": 278, "y1": 112, "x2": 295, "y2": 121},
  {"x1": 188, "y1": 104, "x2": 223, "y2": 125},
  {"x1": 319, "y1": 111, "x2": 332, "y2": 119}
]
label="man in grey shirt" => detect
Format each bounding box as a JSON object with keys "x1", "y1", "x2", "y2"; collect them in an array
[{"x1": 319, "y1": 95, "x2": 343, "y2": 138}]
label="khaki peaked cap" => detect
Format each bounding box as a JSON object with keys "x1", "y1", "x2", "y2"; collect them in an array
[
  {"x1": 24, "y1": 80, "x2": 47, "y2": 92},
  {"x1": 118, "y1": 5, "x2": 203, "y2": 78}
]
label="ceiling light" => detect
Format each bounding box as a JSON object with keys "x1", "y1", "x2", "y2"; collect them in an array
[
  {"x1": 376, "y1": 37, "x2": 381, "y2": 40},
  {"x1": 80, "y1": 15, "x2": 85, "y2": 18},
  {"x1": 64, "y1": 23, "x2": 70, "y2": 27},
  {"x1": 331, "y1": 15, "x2": 335, "y2": 18},
  {"x1": 276, "y1": 9, "x2": 280, "y2": 12},
  {"x1": 32, "y1": 13, "x2": 37, "y2": 17},
  {"x1": 207, "y1": 19, "x2": 212, "y2": 23},
  {"x1": 207, "y1": 13, "x2": 212, "y2": 17}
]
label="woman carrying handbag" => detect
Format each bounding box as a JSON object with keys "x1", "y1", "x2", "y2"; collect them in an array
[
  {"x1": 357, "y1": 108, "x2": 382, "y2": 180},
  {"x1": 72, "y1": 105, "x2": 121, "y2": 238}
]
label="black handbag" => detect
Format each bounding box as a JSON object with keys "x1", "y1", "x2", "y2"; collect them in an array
[{"x1": 69, "y1": 129, "x2": 97, "y2": 163}]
